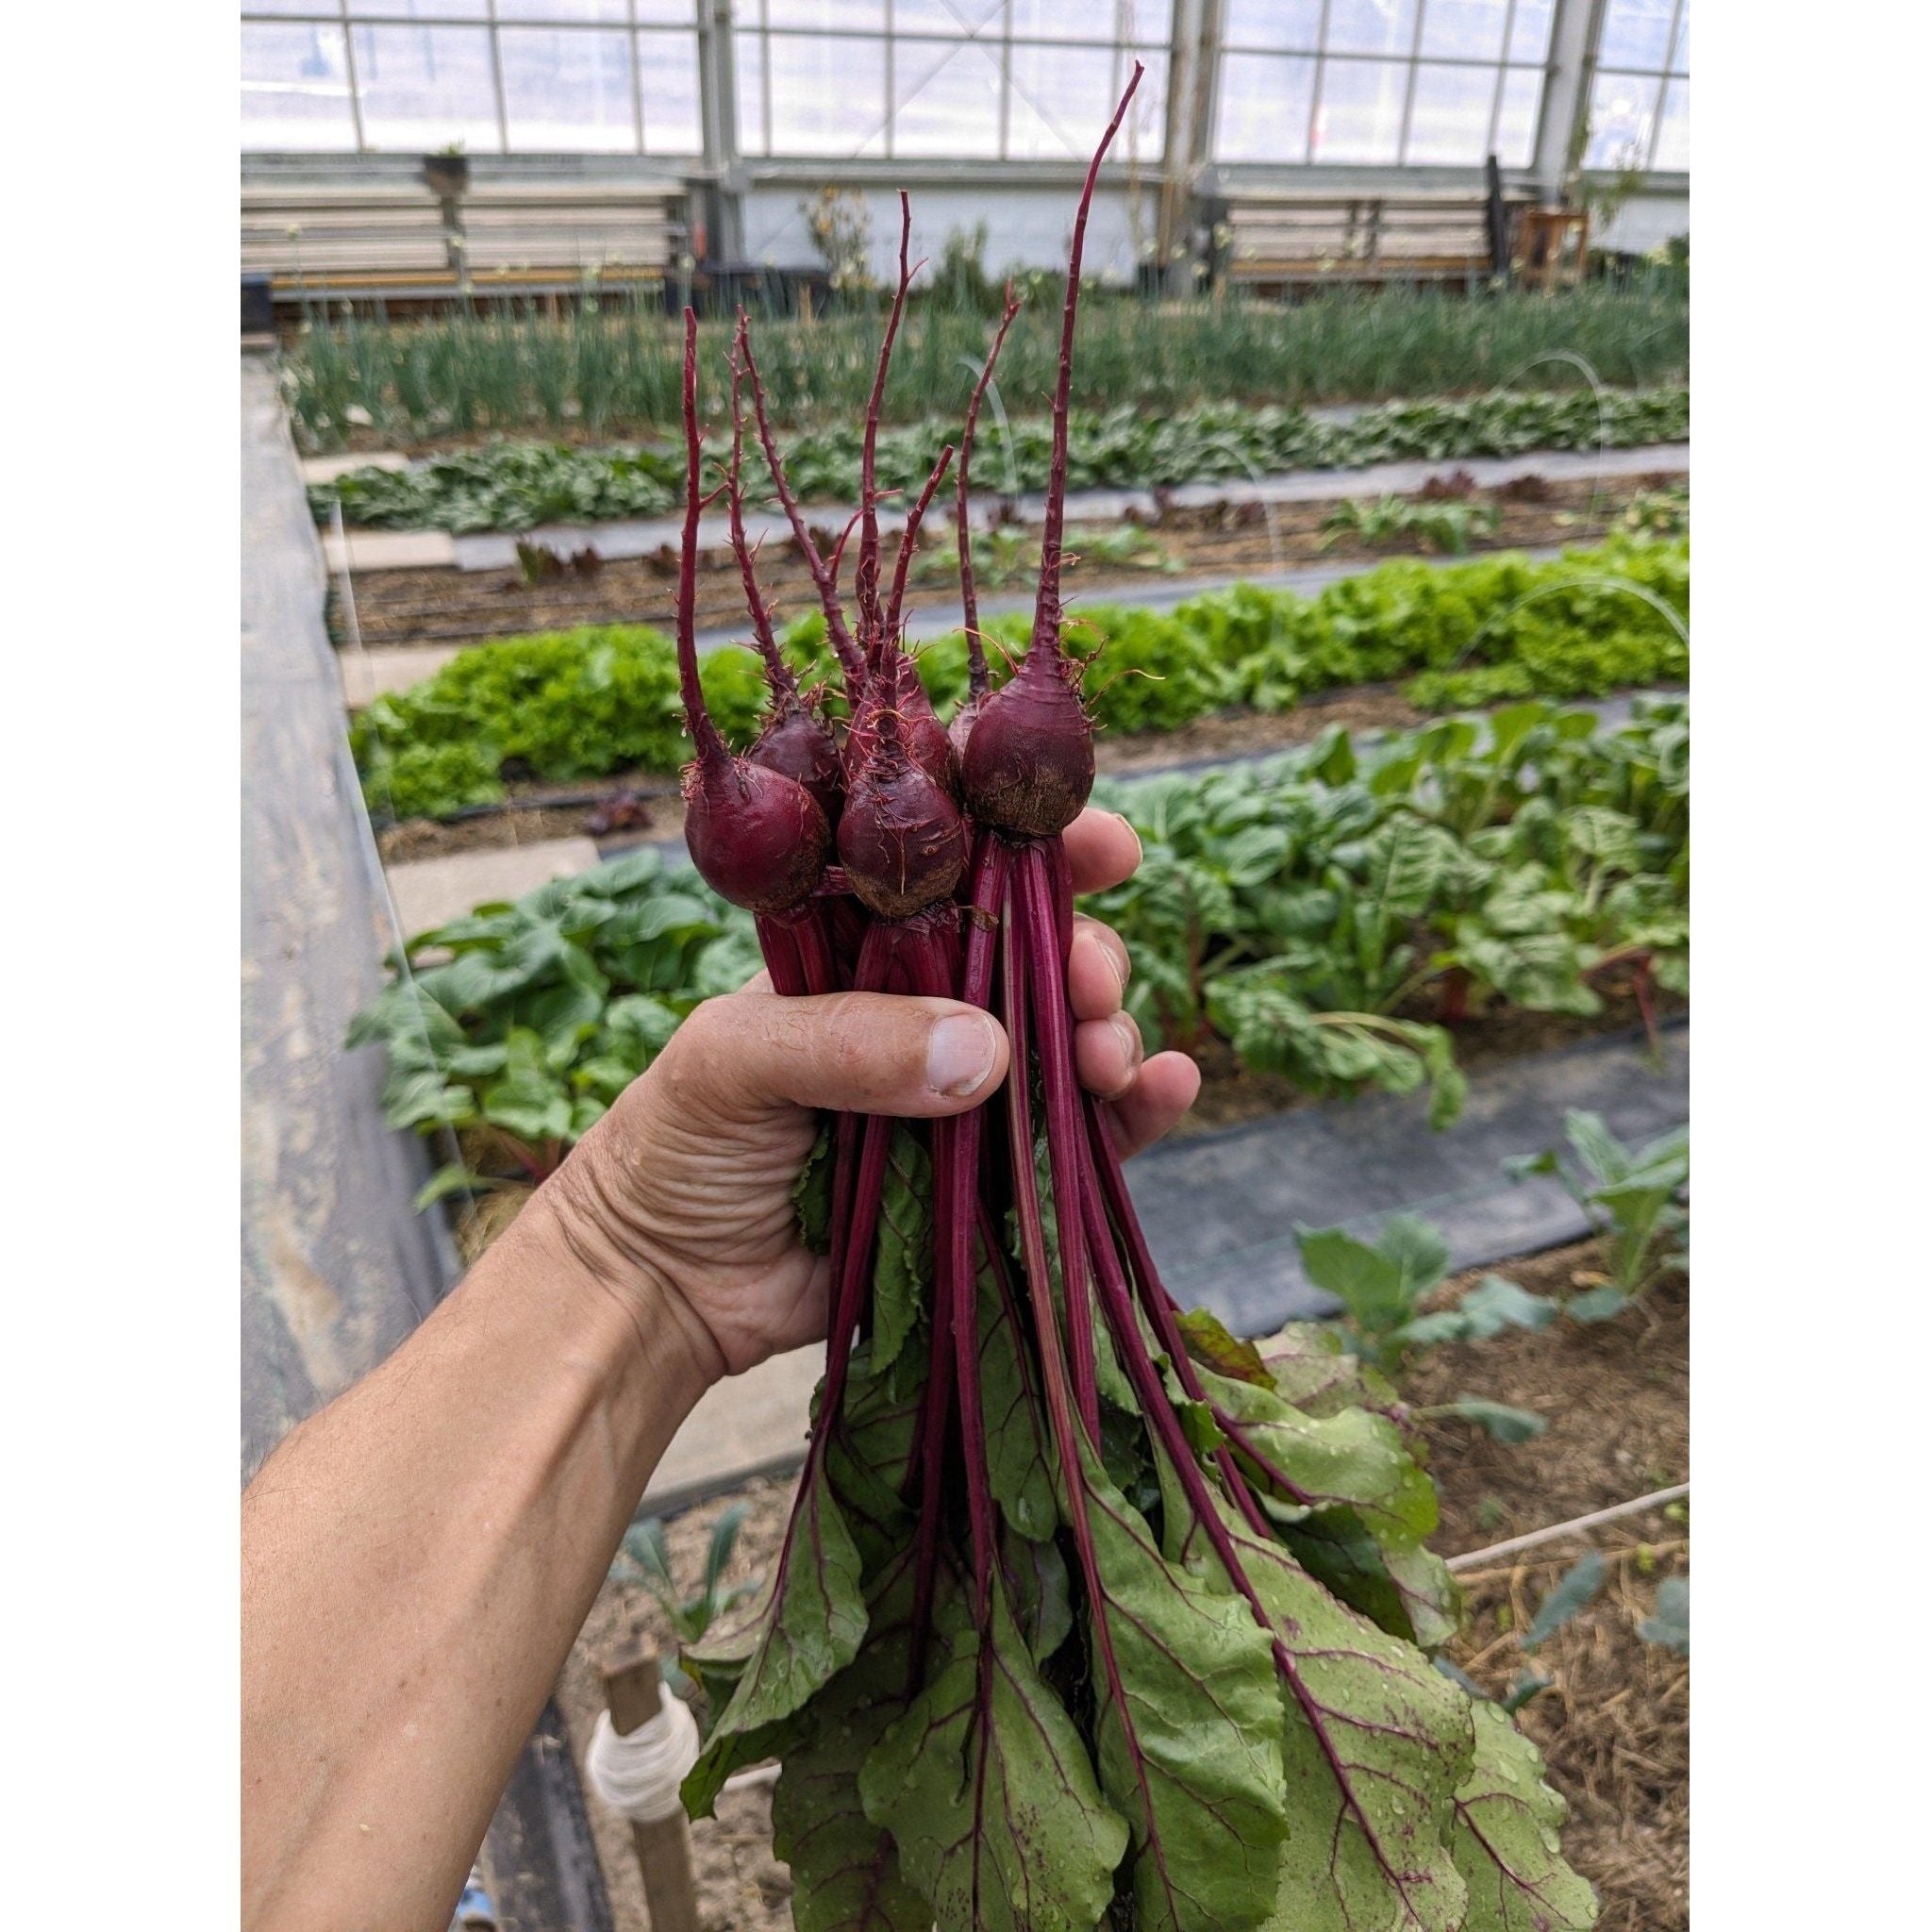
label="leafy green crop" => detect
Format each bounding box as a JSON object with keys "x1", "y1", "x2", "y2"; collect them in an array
[
  {"x1": 352, "y1": 536, "x2": 1689, "y2": 821},
  {"x1": 1322, "y1": 494, "x2": 1500, "y2": 554},
  {"x1": 310, "y1": 387, "x2": 1690, "y2": 532},
  {"x1": 352, "y1": 703, "x2": 1688, "y2": 1191},
  {"x1": 1086, "y1": 699, "x2": 1690, "y2": 1119},
  {"x1": 286, "y1": 277, "x2": 1688, "y2": 453}
]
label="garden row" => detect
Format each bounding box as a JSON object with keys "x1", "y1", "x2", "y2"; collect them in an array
[
  {"x1": 352, "y1": 533, "x2": 1690, "y2": 822},
  {"x1": 350, "y1": 696, "x2": 1689, "y2": 1210},
  {"x1": 286, "y1": 275, "x2": 1690, "y2": 453},
  {"x1": 313, "y1": 384, "x2": 1690, "y2": 533}
]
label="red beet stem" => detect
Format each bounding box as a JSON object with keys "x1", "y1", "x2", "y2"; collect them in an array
[
  {"x1": 855, "y1": 192, "x2": 917, "y2": 656},
  {"x1": 957, "y1": 284, "x2": 1023, "y2": 691},
  {"x1": 1031, "y1": 62, "x2": 1142, "y2": 663},
  {"x1": 881, "y1": 441, "x2": 956, "y2": 654},
  {"x1": 725, "y1": 320, "x2": 801, "y2": 705},
  {"x1": 737, "y1": 309, "x2": 862, "y2": 683},
  {"x1": 675, "y1": 308, "x2": 726, "y2": 766}
]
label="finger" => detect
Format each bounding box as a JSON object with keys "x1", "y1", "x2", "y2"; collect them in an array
[
  {"x1": 1064, "y1": 807, "x2": 1142, "y2": 896},
  {"x1": 1074, "y1": 1010, "x2": 1143, "y2": 1102},
  {"x1": 1100, "y1": 1051, "x2": 1202, "y2": 1159},
  {"x1": 1067, "y1": 915, "x2": 1130, "y2": 1022},
  {"x1": 679, "y1": 990, "x2": 1011, "y2": 1119}
]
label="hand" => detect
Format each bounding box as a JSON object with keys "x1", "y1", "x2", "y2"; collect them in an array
[{"x1": 541, "y1": 808, "x2": 1201, "y2": 1382}]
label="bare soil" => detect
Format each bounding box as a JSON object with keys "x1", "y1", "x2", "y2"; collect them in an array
[
  {"x1": 342, "y1": 473, "x2": 1675, "y2": 651},
  {"x1": 551, "y1": 1235, "x2": 1685, "y2": 1932}
]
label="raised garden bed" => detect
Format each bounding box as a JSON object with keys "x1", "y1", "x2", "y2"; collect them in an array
[
  {"x1": 339, "y1": 472, "x2": 1683, "y2": 652},
  {"x1": 553, "y1": 1233, "x2": 1688, "y2": 1932}
]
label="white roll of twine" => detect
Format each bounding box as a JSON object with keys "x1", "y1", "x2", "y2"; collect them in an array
[{"x1": 585, "y1": 1685, "x2": 702, "y2": 1825}]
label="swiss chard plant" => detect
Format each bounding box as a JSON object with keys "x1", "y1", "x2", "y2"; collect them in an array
[
  {"x1": 1292, "y1": 1214, "x2": 1554, "y2": 1441},
  {"x1": 1510, "y1": 1111, "x2": 1690, "y2": 1321}
]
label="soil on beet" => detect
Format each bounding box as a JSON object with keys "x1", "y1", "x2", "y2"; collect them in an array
[
  {"x1": 553, "y1": 1235, "x2": 1686, "y2": 1932},
  {"x1": 341, "y1": 473, "x2": 1677, "y2": 650}
]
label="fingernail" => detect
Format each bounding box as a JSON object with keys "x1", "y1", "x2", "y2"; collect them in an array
[
  {"x1": 928, "y1": 1013, "x2": 999, "y2": 1097},
  {"x1": 1112, "y1": 812, "x2": 1143, "y2": 864}
]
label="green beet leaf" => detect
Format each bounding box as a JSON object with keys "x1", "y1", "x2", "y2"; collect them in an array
[
  {"x1": 860, "y1": 1577, "x2": 1129, "y2": 1932},
  {"x1": 1216, "y1": 1515, "x2": 1475, "y2": 1932},
  {"x1": 1448, "y1": 1702, "x2": 1599, "y2": 1930},
  {"x1": 1081, "y1": 1453, "x2": 1290, "y2": 1932},
  {"x1": 771, "y1": 1554, "x2": 934, "y2": 1932},
  {"x1": 682, "y1": 1457, "x2": 867, "y2": 1817}
]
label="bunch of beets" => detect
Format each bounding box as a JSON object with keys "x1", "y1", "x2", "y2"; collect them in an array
[{"x1": 668, "y1": 70, "x2": 1595, "y2": 1932}]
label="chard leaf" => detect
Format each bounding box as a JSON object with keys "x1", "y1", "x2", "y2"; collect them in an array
[
  {"x1": 771, "y1": 1555, "x2": 932, "y2": 1932},
  {"x1": 682, "y1": 1458, "x2": 867, "y2": 1817},
  {"x1": 872, "y1": 1125, "x2": 932, "y2": 1377},
  {"x1": 859, "y1": 1578, "x2": 1129, "y2": 1932},
  {"x1": 1215, "y1": 1515, "x2": 1475, "y2": 1932},
  {"x1": 1260, "y1": 1324, "x2": 1410, "y2": 1424},
  {"x1": 825, "y1": 1355, "x2": 922, "y2": 1579},
  {"x1": 1448, "y1": 1702, "x2": 1599, "y2": 1930},
  {"x1": 1082, "y1": 1455, "x2": 1290, "y2": 1932},
  {"x1": 1004, "y1": 1529, "x2": 1073, "y2": 1664}
]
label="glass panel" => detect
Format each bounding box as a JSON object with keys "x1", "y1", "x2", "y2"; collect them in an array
[
  {"x1": 766, "y1": 0, "x2": 887, "y2": 25},
  {"x1": 1213, "y1": 50, "x2": 1317, "y2": 159},
  {"x1": 350, "y1": 25, "x2": 501, "y2": 150},
  {"x1": 1584, "y1": 70, "x2": 1657, "y2": 168},
  {"x1": 891, "y1": 38, "x2": 1004, "y2": 157},
  {"x1": 766, "y1": 31, "x2": 888, "y2": 153},
  {"x1": 500, "y1": 26, "x2": 634, "y2": 149},
  {"x1": 1670, "y1": 0, "x2": 1689, "y2": 71},
  {"x1": 1007, "y1": 42, "x2": 1108, "y2": 159},
  {"x1": 635, "y1": 0, "x2": 700, "y2": 19},
  {"x1": 242, "y1": 22, "x2": 357, "y2": 149},
  {"x1": 1507, "y1": 0, "x2": 1554, "y2": 64},
  {"x1": 347, "y1": 0, "x2": 478, "y2": 16},
  {"x1": 1009, "y1": 0, "x2": 1125, "y2": 41},
  {"x1": 1596, "y1": 0, "x2": 1674, "y2": 70},
  {"x1": 1313, "y1": 57, "x2": 1407, "y2": 160},
  {"x1": 1491, "y1": 62, "x2": 1541, "y2": 166},
  {"x1": 1222, "y1": 0, "x2": 1324, "y2": 46},
  {"x1": 1419, "y1": 0, "x2": 1507, "y2": 62},
  {"x1": 1652, "y1": 75, "x2": 1688, "y2": 169},
  {"x1": 735, "y1": 28, "x2": 768, "y2": 155},
  {"x1": 1405, "y1": 60, "x2": 1495, "y2": 163},
  {"x1": 497, "y1": 1, "x2": 631, "y2": 21},
  {"x1": 244, "y1": 1, "x2": 332, "y2": 16},
  {"x1": 902, "y1": 0, "x2": 1008, "y2": 34},
  {"x1": 640, "y1": 30, "x2": 701, "y2": 153},
  {"x1": 1324, "y1": 0, "x2": 1420, "y2": 58}
]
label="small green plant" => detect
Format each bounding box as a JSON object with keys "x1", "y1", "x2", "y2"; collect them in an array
[
  {"x1": 919, "y1": 521, "x2": 1179, "y2": 591},
  {"x1": 928, "y1": 222, "x2": 1002, "y2": 315},
  {"x1": 1293, "y1": 1214, "x2": 1552, "y2": 1439},
  {"x1": 610, "y1": 1504, "x2": 761, "y2": 1644},
  {"x1": 1510, "y1": 1110, "x2": 1689, "y2": 1321},
  {"x1": 1321, "y1": 494, "x2": 1501, "y2": 556},
  {"x1": 1639, "y1": 1575, "x2": 1690, "y2": 1657},
  {"x1": 800, "y1": 185, "x2": 874, "y2": 296}
]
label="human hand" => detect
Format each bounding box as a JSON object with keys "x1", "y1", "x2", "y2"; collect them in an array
[{"x1": 540, "y1": 808, "x2": 1200, "y2": 1383}]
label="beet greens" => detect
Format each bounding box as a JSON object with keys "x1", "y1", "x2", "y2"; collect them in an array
[{"x1": 664, "y1": 70, "x2": 1596, "y2": 1932}]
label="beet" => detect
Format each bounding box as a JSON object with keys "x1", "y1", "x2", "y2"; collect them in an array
[
  {"x1": 837, "y1": 714, "x2": 967, "y2": 921},
  {"x1": 684, "y1": 755, "x2": 830, "y2": 915},
  {"x1": 959, "y1": 647, "x2": 1093, "y2": 837},
  {"x1": 749, "y1": 700, "x2": 844, "y2": 829}
]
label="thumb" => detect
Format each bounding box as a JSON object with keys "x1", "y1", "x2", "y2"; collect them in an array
[{"x1": 681, "y1": 988, "x2": 1011, "y2": 1119}]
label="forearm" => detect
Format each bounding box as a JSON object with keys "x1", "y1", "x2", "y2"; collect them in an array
[{"x1": 241, "y1": 1186, "x2": 715, "y2": 1932}]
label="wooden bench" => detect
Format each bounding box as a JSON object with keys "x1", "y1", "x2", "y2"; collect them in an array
[
  {"x1": 1215, "y1": 191, "x2": 1530, "y2": 290},
  {"x1": 241, "y1": 177, "x2": 686, "y2": 304}
]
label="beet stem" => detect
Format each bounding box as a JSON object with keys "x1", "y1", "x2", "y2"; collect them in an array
[
  {"x1": 1030, "y1": 64, "x2": 1143, "y2": 665},
  {"x1": 855, "y1": 192, "x2": 917, "y2": 657},
  {"x1": 675, "y1": 308, "x2": 726, "y2": 766},
  {"x1": 881, "y1": 441, "x2": 956, "y2": 654},
  {"x1": 957, "y1": 285, "x2": 1023, "y2": 691},
  {"x1": 737, "y1": 308, "x2": 862, "y2": 682},
  {"x1": 725, "y1": 321, "x2": 801, "y2": 705}
]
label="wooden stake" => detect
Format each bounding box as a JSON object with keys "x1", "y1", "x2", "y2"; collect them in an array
[{"x1": 601, "y1": 1639, "x2": 702, "y2": 1932}]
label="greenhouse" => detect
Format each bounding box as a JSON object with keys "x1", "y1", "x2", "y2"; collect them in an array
[{"x1": 236, "y1": 6, "x2": 1695, "y2": 1930}]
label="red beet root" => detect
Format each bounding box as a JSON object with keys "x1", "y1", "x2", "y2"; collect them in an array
[
  {"x1": 959, "y1": 647, "x2": 1094, "y2": 836},
  {"x1": 838, "y1": 716, "x2": 968, "y2": 921}
]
